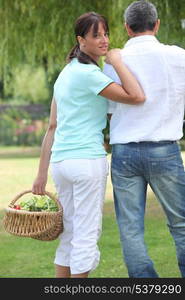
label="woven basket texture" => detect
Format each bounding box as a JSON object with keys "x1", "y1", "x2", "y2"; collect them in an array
[{"x1": 3, "y1": 190, "x2": 63, "y2": 241}]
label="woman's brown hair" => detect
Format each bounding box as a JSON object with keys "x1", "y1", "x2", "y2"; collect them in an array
[{"x1": 67, "y1": 12, "x2": 109, "y2": 66}]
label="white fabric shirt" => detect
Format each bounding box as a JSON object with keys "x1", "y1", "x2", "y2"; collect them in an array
[{"x1": 103, "y1": 35, "x2": 185, "y2": 144}]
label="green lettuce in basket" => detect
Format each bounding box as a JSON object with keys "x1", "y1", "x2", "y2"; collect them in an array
[{"x1": 19, "y1": 195, "x2": 58, "y2": 212}]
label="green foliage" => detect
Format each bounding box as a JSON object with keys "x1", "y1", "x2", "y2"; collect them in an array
[
  {"x1": 19, "y1": 195, "x2": 58, "y2": 212},
  {"x1": 13, "y1": 65, "x2": 49, "y2": 103},
  {"x1": 0, "y1": 107, "x2": 47, "y2": 146},
  {"x1": 152, "y1": 0, "x2": 185, "y2": 47},
  {"x1": 0, "y1": 0, "x2": 184, "y2": 108},
  {"x1": 1, "y1": 0, "x2": 116, "y2": 92},
  {"x1": 1, "y1": 106, "x2": 29, "y2": 120},
  {"x1": 1, "y1": 0, "x2": 185, "y2": 101}
]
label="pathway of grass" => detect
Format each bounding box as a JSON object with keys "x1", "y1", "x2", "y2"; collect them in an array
[
  {"x1": 0, "y1": 146, "x2": 183, "y2": 277},
  {"x1": 0, "y1": 201, "x2": 180, "y2": 278}
]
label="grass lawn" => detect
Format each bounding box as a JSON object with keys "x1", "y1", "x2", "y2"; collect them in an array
[{"x1": 0, "y1": 146, "x2": 183, "y2": 278}]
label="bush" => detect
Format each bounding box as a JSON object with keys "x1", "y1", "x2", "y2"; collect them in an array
[
  {"x1": 0, "y1": 107, "x2": 47, "y2": 146},
  {"x1": 13, "y1": 65, "x2": 49, "y2": 104}
]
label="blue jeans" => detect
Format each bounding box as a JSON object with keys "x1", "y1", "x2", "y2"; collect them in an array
[{"x1": 111, "y1": 142, "x2": 185, "y2": 278}]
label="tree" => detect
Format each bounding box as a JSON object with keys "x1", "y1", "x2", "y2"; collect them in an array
[
  {"x1": 0, "y1": 0, "x2": 185, "y2": 101},
  {"x1": 0, "y1": 0, "x2": 118, "y2": 97}
]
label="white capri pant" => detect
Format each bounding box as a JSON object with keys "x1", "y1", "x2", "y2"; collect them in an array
[{"x1": 50, "y1": 157, "x2": 108, "y2": 274}]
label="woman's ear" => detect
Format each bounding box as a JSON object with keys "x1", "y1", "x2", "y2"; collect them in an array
[{"x1": 77, "y1": 36, "x2": 86, "y2": 49}]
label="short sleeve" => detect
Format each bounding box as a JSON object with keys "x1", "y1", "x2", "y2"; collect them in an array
[{"x1": 87, "y1": 66, "x2": 114, "y2": 95}]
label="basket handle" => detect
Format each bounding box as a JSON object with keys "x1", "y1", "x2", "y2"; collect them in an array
[{"x1": 9, "y1": 190, "x2": 62, "y2": 211}]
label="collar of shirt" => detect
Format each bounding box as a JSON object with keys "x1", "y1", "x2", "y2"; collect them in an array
[{"x1": 124, "y1": 35, "x2": 159, "y2": 48}]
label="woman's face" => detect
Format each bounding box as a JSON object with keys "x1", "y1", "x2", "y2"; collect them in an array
[{"x1": 79, "y1": 22, "x2": 109, "y2": 61}]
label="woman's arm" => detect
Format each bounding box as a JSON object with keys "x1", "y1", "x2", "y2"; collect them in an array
[
  {"x1": 100, "y1": 49, "x2": 145, "y2": 104},
  {"x1": 32, "y1": 98, "x2": 57, "y2": 195}
]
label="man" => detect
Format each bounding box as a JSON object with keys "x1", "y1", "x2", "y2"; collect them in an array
[{"x1": 104, "y1": 0, "x2": 185, "y2": 278}]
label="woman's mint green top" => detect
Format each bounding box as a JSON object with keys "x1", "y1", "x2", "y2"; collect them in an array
[{"x1": 50, "y1": 58, "x2": 113, "y2": 162}]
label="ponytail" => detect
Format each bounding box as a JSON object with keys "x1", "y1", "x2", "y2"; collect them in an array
[
  {"x1": 66, "y1": 43, "x2": 98, "y2": 66},
  {"x1": 66, "y1": 44, "x2": 79, "y2": 63}
]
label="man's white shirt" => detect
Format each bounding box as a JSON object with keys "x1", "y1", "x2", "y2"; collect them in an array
[{"x1": 103, "y1": 35, "x2": 185, "y2": 144}]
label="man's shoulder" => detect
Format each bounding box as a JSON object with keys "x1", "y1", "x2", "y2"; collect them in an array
[
  {"x1": 159, "y1": 43, "x2": 185, "y2": 64},
  {"x1": 163, "y1": 44, "x2": 185, "y2": 55},
  {"x1": 120, "y1": 40, "x2": 185, "y2": 58},
  {"x1": 103, "y1": 63, "x2": 121, "y2": 83},
  {"x1": 103, "y1": 63, "x2": 117, "y2": 75}
]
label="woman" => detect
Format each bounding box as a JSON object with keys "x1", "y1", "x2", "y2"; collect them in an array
[{"x1": 32, "y1": 11, "x2": 145, "y2": 278}]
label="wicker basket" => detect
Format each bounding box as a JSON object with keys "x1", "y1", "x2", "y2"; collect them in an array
[{"x1": 3, "y1": 190, "x2": 63, "y2": 241}]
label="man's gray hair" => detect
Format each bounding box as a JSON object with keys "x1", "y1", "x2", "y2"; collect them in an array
[{"x1": 124, "y1": 1, "x2": 158, "y2": 33}]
